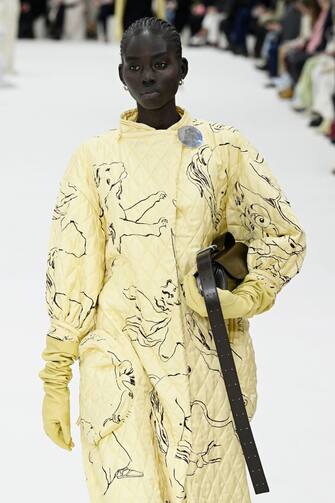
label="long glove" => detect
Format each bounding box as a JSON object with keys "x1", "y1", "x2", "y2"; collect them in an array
[
  {"x1": 182, "y1": 265, "x2": 275, "y2": 319},
  {"x1": 39, "y1": 336, "x2": 79, "y2": 451}
]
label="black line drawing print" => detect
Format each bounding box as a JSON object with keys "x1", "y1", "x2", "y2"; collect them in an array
[
  {"x1": 80, "y1": 422, "x2": 144, "y2": 496},
  {"x1": 148, "y1": 370, "x2": 192, "y2": 501},
  {"x1": 234, "y1": 180, "x2": 305, "y2": 284},
  {"x1": 79, "y1": 331, "x2": 106, "y2": 347},
  {"x1": 78, "y1": 332, "x2": 136, "y2": 441},
  {"x1": 94, "y1": 162, "x2": 169, "y2": 253},
  {"x1": 99, "y1": 432, "x2": 144, "y2": 495},
  {"x1": 209, "y1": 122, "x2": 238, "y2": 134},
  {"x1": 78, "y1": 418, "x2": 102, "y2": 446},
  {"x1": 103, "y1": 350, "x2": 135, "y2": 425},
  {"x1": 184, "y1": 313, "x2": 243, "y2": 376},
  {"x1": 147, "y1": 368, "x2": 232, "y2": 499},
  {"x1": 46, "y1": 181, "x2": 97, "y2": 337},
  {"x1": 150, "y1": 388, "x2": 170, "y2": 458},
  {"x1": 192, "y1": 118, "x2": 204, "y2": 127},
  {"x1": 52, "y1": 181, "x2": 78, "y2": 221},
  {"x1": 51, "y1": 182, "x2": 87, "y2": 258},
  {"x1": 46, "y1": 259, "x2": 95, "y2": 328},
  {"x1": 185, "y1": 145, "x2": 224, "y2": 230},
  {"x1": 175, "y1": 398, "x2": 230, "y2": 481},
  {"x1": 45, "y1": 288, "x2": 95, "y2": 339},
  {"x1": 122, "y1": 280, "x2": 184, "y2": 362},
  {"x1": 245, "y1": 158, "x2": 302, "y2": 233},
  {"x1": 170, "y1": 228, "x2": 181, "y2": 286},
  {"x1": 78, "y1": 351, "x2": 143, "y2": 496},
  {"x1": 248, "y1": 236, "x2": 304, "y2": 285}
]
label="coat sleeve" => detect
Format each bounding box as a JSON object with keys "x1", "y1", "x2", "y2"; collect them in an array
[
  {"x1": 224, "y1": 131, "x2": 306, "y2": 317},
  {"x1": 45, "y1": 144, "x2": 106, "y2": 347}
]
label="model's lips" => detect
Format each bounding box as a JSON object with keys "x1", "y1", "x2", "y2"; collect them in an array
[{"x1": 141, "y1": 90, "x2": 160, "y2": 96}]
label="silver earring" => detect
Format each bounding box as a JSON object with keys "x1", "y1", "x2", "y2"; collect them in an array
[
  {"x1": 123, "y1": 84, "x2": 128, "y2": 91},
  {"x1": 179, "y1": 79, "x2": 184, "y2": 86}
]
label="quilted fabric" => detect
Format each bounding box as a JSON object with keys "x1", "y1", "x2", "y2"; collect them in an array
[{"x1": 44, "y1": 106, "x2": 306, "y2": 502}]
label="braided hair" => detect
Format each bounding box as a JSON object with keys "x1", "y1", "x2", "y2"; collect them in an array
[{"x1": 120, "y1": 17, "x2": 182, "y2": 60}]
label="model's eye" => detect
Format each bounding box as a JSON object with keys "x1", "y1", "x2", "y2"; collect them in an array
[
  {"x1": 154, "y1": 62, "x2": 168, "y2": 69},
  {"x1": 129, "y1": 65, "x2": 140, "y2": 71}
]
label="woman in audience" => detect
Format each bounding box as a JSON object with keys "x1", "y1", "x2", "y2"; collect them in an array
[
  {"x1": 96, "y1": 0, "x2": 114, "y2": 42},
  {"x1": 292, "y1": 29, "x2": 335, "y2": 132},
  {"x1": 278, "y1": 0, "x2": 331, "y2": 97}
]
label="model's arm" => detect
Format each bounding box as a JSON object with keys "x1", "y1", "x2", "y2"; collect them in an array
[
  {"x1": 38, "y1": 144, "x2": 105, "y2": 450},
  {"x1": 182, "y1": 131, "x2": 306, "y2": 319},
  {"x1": 221, "y1": 131, "x2": 306, "y2": 318}
]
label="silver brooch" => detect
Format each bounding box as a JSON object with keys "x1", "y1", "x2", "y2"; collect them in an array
[{"x1": 178, "y1": 126, "x2": 203, "y2": 148}]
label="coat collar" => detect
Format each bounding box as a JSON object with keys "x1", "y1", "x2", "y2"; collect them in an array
[{"x1": 119, "y1": 106, "x2": 192, "y2": 134}]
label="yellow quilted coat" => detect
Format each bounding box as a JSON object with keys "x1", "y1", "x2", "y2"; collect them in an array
[{"x1": 44, "y1": 106, "x2": 306, "y2": 502}]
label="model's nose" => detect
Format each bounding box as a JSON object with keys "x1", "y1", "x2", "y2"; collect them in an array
[{"x1": 142, "y1": 68, "x2": 155, "y2": 85}]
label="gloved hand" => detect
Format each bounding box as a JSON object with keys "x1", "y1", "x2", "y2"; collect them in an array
[
  {"x1": 42, "y1": 386, "x2": 74, "y2": 451},
  {"x1": 182, "y1": 266, "x2": 274, "y2": 319},
  {"x1": 182, "y1": 266, "x2": 208, "y2": 317},
  {"x1": 39, "y1": 336, "x2": 78, "y2": 451}
]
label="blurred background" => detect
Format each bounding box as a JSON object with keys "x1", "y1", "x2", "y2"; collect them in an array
[{"x1": 0, "y1": 1, "x2": 334, "y2": 502}]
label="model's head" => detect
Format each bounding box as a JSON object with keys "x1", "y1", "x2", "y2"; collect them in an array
[{"x1": 118, "y1": 17, "x2": 188, "y2": 110}]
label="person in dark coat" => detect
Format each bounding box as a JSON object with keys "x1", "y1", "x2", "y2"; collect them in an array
[{"x1": 19, "y1": 0, "x2": 47, "y2": 38}]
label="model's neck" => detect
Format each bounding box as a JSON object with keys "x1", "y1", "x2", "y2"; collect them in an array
[{"x1": 136, "y1": 100, "x2": 181, "y2": 130}]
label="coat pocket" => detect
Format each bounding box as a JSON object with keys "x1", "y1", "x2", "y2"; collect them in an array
[{"x1": 77, "y1": 328, "x2": 142, "y2": 446}]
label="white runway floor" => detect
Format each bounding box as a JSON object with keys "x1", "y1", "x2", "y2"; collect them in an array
[{"x1": 1, "y1": 40, "x2": 334, "y2": 502}]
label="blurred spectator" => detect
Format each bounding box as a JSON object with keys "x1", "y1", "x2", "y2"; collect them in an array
[
  {"x1": 19, "y1": 1, "x2": 47, "y2": 38},
  {"x1": 256, "y1": 1, "x2": 305, "y2": 78},
  {"x1": 292, "y1": 29, "x2": 335, "y2": 131},
  {"x1": 188, "y1": 1, "x2": 228, "y2": 46},
  {"x1": 114, "y1": 0, "x2": 166, "y2": 40},
  {"x1": 249, "y1": 0, "x2": 282, "y2": 58},
  {"x1": 0, "y1": 0, "x2": 20, "y2": 80},
  {"x1": 96, "y1": 0, "x2": 114, "y2": 41},
  {"x1": 219, "y1": 0, "x2": 256, "y2": 55},
  {"x1": 278, "y1": 0, "x2": 331, "y2": 97},
  {"x1": 85, "y1": 0, "x2": 99, "y2": 39},
  {"x1": 48, "y1": 0, "x2": 86, "y2": 40},
  {"x1": 173, "y1": 0, "x2": 191, "y2": 30}
]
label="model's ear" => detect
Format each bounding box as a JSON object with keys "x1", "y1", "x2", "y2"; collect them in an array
[
  {"x1": 118, "y1": 63, "x2": 124, "y2": 85},
  {"x1": 180, "y1": 57, "x2": 189, "y2": 81}
]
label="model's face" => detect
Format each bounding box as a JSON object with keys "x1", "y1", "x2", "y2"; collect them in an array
[{"x1": 119, "y1": 31, "x2": 188, "y2": 110}]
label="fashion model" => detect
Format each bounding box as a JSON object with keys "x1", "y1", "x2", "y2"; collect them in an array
[{"x1": 39, "y1": 16, "x2": 306, "y2": 503}]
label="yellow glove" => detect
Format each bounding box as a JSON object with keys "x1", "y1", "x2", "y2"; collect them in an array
[
  {"x1": 38, "y1": 336, "x2": 78, "y2": 451},
  {"x1": 182, "y1": 266, "x2": 208, "y2": 317},
  {"x1": 182, "y1": 266, "x2": 275, "y2": 319}
]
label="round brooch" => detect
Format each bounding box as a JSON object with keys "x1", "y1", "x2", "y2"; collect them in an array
[{"x1": 178, "y1": 126, "x2": 203, "y2": 148}]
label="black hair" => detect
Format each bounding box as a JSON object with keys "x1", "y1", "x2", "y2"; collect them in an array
[{"x1": 120, "y1": 17, "x2": 182, "y2": 60}]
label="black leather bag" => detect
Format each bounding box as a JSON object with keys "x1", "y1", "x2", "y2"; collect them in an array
[{"x1": 194, "y1": 232, "x2": 249, "y2": 294}]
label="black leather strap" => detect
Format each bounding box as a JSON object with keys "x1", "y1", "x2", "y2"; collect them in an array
[{"x1": 196, "y1": 245, "x2": 270, "y2": 495}]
